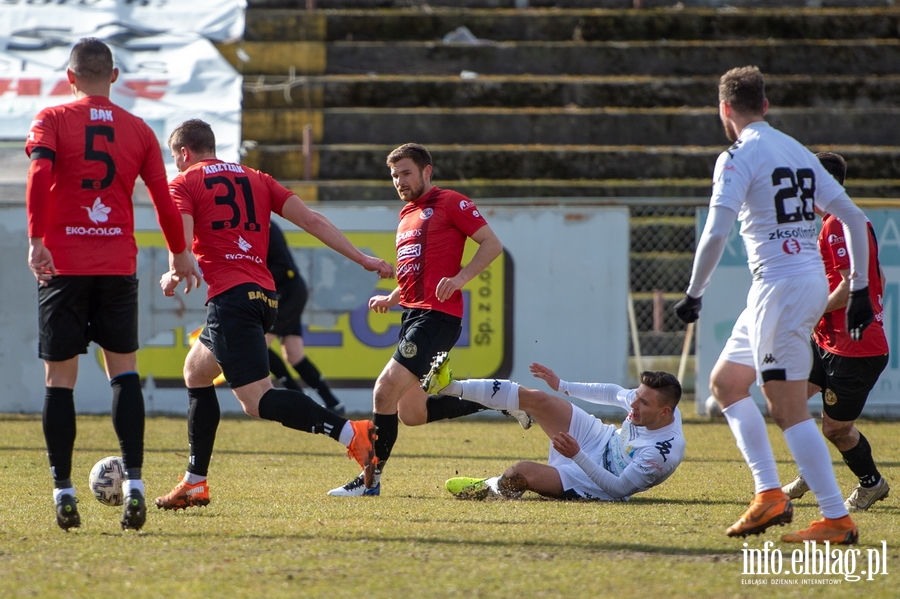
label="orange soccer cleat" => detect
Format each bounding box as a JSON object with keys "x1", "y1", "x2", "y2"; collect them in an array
[
  {"x1": 782, "y1": 515, "x2": 859, "y2": 545},
  {"x1": 726, "y1": 489, "x2": 793, "y2": 538},
  {"x1": 154, "y1": 478, "x2": 210, "y2": 511}
]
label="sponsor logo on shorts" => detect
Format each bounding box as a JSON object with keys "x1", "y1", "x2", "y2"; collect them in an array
[
  {"x1": 763, "y1": 353, "x2": 777, "y2": 365},
  {"x1": 419, "y1": 208, "x2": 434, "y2": 220},
  {"x1": 399, "y1": 339, "x2": 417, "y2": 358},
  {"x1": 247, "y1": 290, "x2": 278, "y2": 308},
  {"x1": 825, "y1": 389, "x2": 838, "y2": 406}
]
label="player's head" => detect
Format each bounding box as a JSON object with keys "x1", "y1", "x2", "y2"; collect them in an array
[
  {"x1": 816, "y1": 152, "x2": 847, "y2": 185},
  {"x1": 631, "y1": 371, "x2": 681, "y2": 429},
  {"x1": 168, "y1": 119, "x2": 217, "y2": 172},
  {"x1": 718, "y1": 66, "x2": 768, "y2": 142},
  {"x1": 387, "y1": 143, "x2": 434, "y2": 202},
  {"x1": 68, "y1": 38, "x2": 117, "y2": 87}
]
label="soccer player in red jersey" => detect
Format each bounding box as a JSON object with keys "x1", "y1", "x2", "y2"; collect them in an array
[
  {"x1": 782, "y1": 152, "x2": 891, "y2": 511},
  {"x1": 328, "y1": 143, "x2": 503, "y2": 497},
  {"x1": 25, "y1": 38, "x2": 198, "y2": 532},
  {"x1": 154, "y1": 119, "x2": 394, "y2": 510}
]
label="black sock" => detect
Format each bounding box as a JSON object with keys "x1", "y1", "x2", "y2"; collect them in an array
[
  {"x1": 294, "y1": 357, "x2": 340, "y2": 408},
  {"x1": 373, "y1": 413, "x2": 399, "y2": 469},
  {"x1": 43, "y1": 387, "x2": 76, "y2": 484},
  {"x1": 110, "y1": 373, "x2": 144, "y2": 478},
  {"x1": 426, "y1": 394, "x2": 486, "y2": 422},
  {"x1": 840, "y1": 433, "x2": 881, "y2": 487},
  {"x1": 187, "y1": 386, "x2": 220, "y2": 477},
  {"x1": 258, "y1": 388, "x2": 346, "y2": 440},
  {"x1": 268, "y1": 348, "x2": 302, "y2": 392}
]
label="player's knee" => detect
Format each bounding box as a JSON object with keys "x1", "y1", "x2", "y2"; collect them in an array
[{"x1": 822, "y1": 419, "x2": 853, "y2": 444}]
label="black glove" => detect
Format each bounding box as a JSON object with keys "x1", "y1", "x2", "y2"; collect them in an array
[
  {"x1": 846, "y1": 287, "x2": 874, "y2": 341},
  {"x1": 674, "y1": 294, "x2": 702, "y2": 324}
]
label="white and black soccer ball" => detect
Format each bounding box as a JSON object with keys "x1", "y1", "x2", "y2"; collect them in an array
[
  {"x1": 705, "y1": 395, "x2": 724, "y2": 419},
  {"x1": 89, "y1": 455, "x2": 125, "y2": 506}
]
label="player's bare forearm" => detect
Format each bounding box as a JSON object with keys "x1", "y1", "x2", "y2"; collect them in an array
[{"x1": 824, "y1": 277, "x2": 850, "y2": 313}]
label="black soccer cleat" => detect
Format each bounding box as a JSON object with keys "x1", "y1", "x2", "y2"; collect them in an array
[
  {"x1": 55, "y1": 494, "x2": 81, "y2": 531},
  {"x1": 121, "y1": 489, "x2": 147, "y2": 531}
]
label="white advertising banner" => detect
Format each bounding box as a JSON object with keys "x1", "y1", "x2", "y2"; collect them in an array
[
  {"x1": 0, "y1": 0, "x2": 246, "y2": 43},
  {"x1": 696, "y1": 208, "x2": 900, "y2": 417},
  {"x1": 0, "y1": 28, "x2": 242, "y2": 175}
]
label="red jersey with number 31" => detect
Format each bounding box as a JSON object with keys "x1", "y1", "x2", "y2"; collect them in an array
[
  {"x1": 396, "y1": 187, "x2": 488, "y2": 318},
  {"x1": 25, "y1": 96, "x2": 168, "y2": 274},
  {"x1": 169, "y1": 159, "x2": 292, "y2": 301},
  {"x1": 813, "y1": 214, "x2": 888, "y2": 357}
]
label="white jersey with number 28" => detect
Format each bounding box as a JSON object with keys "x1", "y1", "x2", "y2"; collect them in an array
[{"x1": 710, "y1": 121, "x2": 845, "y2": 281}]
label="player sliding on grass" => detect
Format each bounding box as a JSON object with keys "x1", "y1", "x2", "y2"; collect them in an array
[
  {"x1": 154, "y1": 119, "x2": 394, "y2": 510},
  {"x1": 424, "y1": 354, "x2": 685, "y2": 501}
]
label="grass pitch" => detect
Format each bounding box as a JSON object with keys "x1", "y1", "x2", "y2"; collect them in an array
[{"x1": 1, "y1": 406, "x2": 899, "y2": 598}]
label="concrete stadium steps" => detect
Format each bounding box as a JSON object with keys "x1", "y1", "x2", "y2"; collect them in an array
[
  {"x1": 242, "y1": 107, "x2": 900, "y2": 146},
  {"x1": 242, "y1": 143, "x2": 900, "y2": 181},
  {"x1": 246, "y1": 7, "x2": 900, "y2": 42},
  {"x1": 221, "y1": 38, "x2": 900, "y2": 77},
  {"x1": 242, "y1": 74, "x2": 900, "y2": 109},
  {"x1": 252, "y1": 1, "x2": 898, "y2": 9}
]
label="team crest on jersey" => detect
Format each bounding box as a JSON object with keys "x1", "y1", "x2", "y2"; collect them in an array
[
  {"x1": 420, "y1": 208, "x2": 434, "y2": 220},
  {"x1": 459, "y1": 200, "x2": 474, "y2": 210},
  {"x1": 398, "y1": 339, "x2": 417, "y2": 358},
  {"x1": 825, "y1": 389, "x2": 838, "y2": 406}
]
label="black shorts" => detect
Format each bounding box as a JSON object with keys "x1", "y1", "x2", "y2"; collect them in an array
[
  {"x1": 392, "y1": 308, "x2": 462, "y2": 378},
  {"x1": 809, "y1": 340, "x2": 888, "y2": 422},
  {"x1": 37, "y1": 275, "x2": 139, "y2": 361},
  {"x1": 269, "y1": 276, "x2": 307, "y2": 338},
  {"x1": 200, "y1": 283, "x2": 278, "y2": 388}
]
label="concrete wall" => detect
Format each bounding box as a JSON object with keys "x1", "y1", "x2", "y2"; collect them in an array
[{"x1": 0, "y1": 203, "x2": 629, "y2": 415}]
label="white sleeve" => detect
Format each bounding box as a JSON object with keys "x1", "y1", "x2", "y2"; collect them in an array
[
  {"x1": 557, "y1": 381, "x2": 630, "y2": 411},
  {"x1": 819, "y1": 192, "x2": 869, "y2": 290},
  {"x1": 570, "y1": 451, "x2": 655, "y2": 499},
  {"x1": 685, "y1": 205, "x2": 738, "y2": 298}
]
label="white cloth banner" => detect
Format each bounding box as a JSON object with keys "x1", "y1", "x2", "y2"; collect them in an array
[
  {"x1": 0, "y1": 27, "x2": 242, "y2": 176},
  {"x1": 0, "y1": 0, "x2": 246, "y2": 43}
]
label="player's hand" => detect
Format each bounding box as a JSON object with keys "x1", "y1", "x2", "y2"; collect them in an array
[
  {"x1": 368, "y1": 294, "x2": 394, "y2": 313},
  {"x1": 160, "y1": 270, "x2": 179, "y2": 297},
  {"x1": 551, "y1": 431, "x2": 581, "y2": 458},
  {"x1": 361, "y1": 255, "x2": 394, "y2": 279},
  {"x1": 529, "y1": 362, "x2": 561, "y2": 392},
  {"x1": 674, "y1": 294, "x2": 702, "y2": 323},
  {"x1": 846, "y1": 287, "x2": 874, "y2": 341},
  {"x1": 169, "y1": 250, "x2": 202, "y2": 294},
  {"x1": 28, "y1": 240, "x2": 57, "y2": 286},
  {"x1": 435, "y1": 275, "x2": 464, "y2": 302}
]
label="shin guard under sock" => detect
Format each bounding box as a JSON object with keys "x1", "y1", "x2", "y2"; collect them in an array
[
  {"x1": 258, "y1": 388, "x2": 347, "y2": 440},
  {"x1": 111, "y1": 372, "x2": 145, "y2": 477},
  {"x1": 43, "y1": 387, "x2": 76, "y2": 484}
]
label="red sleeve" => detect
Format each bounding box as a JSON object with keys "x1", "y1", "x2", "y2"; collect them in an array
[
  {"x1": 146, "y1": 177, "x2": 187, "y2": 254},
  {"x1": 264, "y1": 172, "x2": 295, "y2": 216},
  {"x1": 26, "y1": 157, "x2": 53, "y2": 238},
  {"x1": 824, "y1": 218, "x2": 851, "y2": 270}
]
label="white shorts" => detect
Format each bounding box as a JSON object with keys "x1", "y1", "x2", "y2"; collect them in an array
[
  {"x1": 548, "y1": 404, "x2": 619, "y2": 501},
  {"x1": 719, "y1": 271, "x2": 828, "y2": 386}
]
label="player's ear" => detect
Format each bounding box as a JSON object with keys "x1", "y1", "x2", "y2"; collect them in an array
[
  {"x1": 110, "y1": 67, "x2": 119, "y2": 84},
  {"x1": 66, "y1": 69, "x2": 76, "y2": 84},
  {"x1": 422, "y1": 164, "x2": 433, "y2": 182}
]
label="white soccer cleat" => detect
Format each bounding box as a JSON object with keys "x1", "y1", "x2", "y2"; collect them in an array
[
  {"x1": 845, "y1": 477, "x2": 889, "y2": 511},
  {"x1": 505, "y1": 409, "x2": 533, "y2": 430}
]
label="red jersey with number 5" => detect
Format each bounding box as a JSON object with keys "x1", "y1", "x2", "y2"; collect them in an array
[
  {"x1": 169, "y1": 159, "x2": 292, "y2": 300},
  {"x1": 25, "y1": 95, "x2": 170, "y2": 274},
  {"x1": 395, "y1": 187, "x2": 488, "y2": 318},
  {"x1": 813, "y1": 214, "x2": 888, "y2": 356}
]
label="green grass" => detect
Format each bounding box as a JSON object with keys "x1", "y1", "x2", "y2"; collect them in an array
[{"x1": 1, "y1": 407, "x2": 899, "y2": 598}]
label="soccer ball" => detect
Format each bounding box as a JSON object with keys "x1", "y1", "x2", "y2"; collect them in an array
[
  {"x1": 89, "y1": 456, "x2": 125, "y2": 506},
  {"x1": 705, "y1": 395, "x2": 724, "y2": 419}
]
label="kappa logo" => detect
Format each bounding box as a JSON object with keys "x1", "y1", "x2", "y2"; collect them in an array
[
  {"x1": 83, "y1": 197, "x2": 111, "y2": 224},
  {"x1": 236, "y1": 236, "x2": 252, "y2": 252},
  {"x1": 762, "y1": 354, "x2": 777, "y2": 365},
  {"x1": 655, "y1": 438, "x2": 674, "y2": 462},
  {"x1": 491, "y1": 379, "x2": 501, "y2": 398}
]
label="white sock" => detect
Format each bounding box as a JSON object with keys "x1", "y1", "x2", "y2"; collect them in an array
[
  {"x1": 458, "y1": 379, "x2": 520, "y2": 411},
  {"x1": 184, "y1": 472, "x2": 206, "y2": 485},
  {"x1": 442, "y1": 380, "x2": 463, "y2": 396},
  {"x1": 122, "y1": 479, "x2": 144, "y2": 496},
  {"x1": 783, "y1": 419, "x2": 848, "y2": 519},
  {"x1": 53, "y1": 487, "x2": 75, "y2": 503},
  {"x1": 338, "y1": 421, "x2": 355, "y2": 446},
  {"x1": 722, "y1": 396, "x2": 781, "y2": 494}
]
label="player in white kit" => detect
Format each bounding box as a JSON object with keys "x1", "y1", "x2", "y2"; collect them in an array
[
  {"x1": 425, "y1": 356, "x2": 685, "y2": 501},
  {"x1": 674, "y1": 66, "x2": 874, "y2": 545}
]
